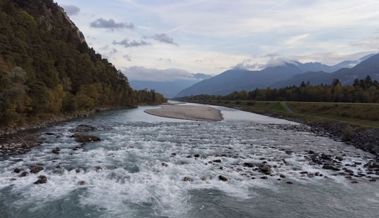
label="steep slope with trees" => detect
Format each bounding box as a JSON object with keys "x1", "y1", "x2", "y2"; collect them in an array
[{"x1": 0, "y1": 0, "x2": 164, "y2": 129}]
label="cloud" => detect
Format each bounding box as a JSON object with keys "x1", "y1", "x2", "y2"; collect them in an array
[
  {"x1": 123, "y1": 54, "x2": 132, "y2": 61},
  {"x1": 62, "y1": 5, "x2": 80, "y2": 16},
  {"x1": 90, "y1": 18, "x2": 134, "y2": 30},
  {"x1": 351, "y1": 36, "x2": 379, "y2": 49},
  {"x1": 150, "y1": 33, "x2": 178, "y2": 45},
  {"x1": 285, "y1": 33, "x2": 310, "y2": 47},
  {"x1": 113, "y1": 39, "x2": 150, "y2": 48}
]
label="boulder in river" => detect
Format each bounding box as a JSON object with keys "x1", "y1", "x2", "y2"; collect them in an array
[
  {"x1": 259, "y1": 164, "x2": 272, "y2": 175},
  {"x1": 34, "y1": 175, "x2": 47, "y2": 184},
  {"x1": 322, "y1": 164, "x2": 340, "y2": 171},
  {"x1": 218, "y1": 175, "x2": 228, "y2": 182},
  {"x1": 243, "y1": 162, "x2": 255, "y2": 168},
  {"x1": 52, "y1": 148, "x2": 60, "y2": 154},
  {"x1": 30, "y1": 165, "x2": 44, "y2": 174},
  {"x1": 19, "y1": 172, "x2": 28, "y2": 177},
  {"x1": 183, "y1": 177, "x2": 193, "y2": 182},
  {"x1": 72, "y1": 134, "x2": 101, "y2": 143}
]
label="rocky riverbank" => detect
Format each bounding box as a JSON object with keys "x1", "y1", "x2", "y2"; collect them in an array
[
  {"x1": 0, "y1": 107, "x2": 129, "y2": 155},
  {"x1": 183, "y1": 101, "x2": 379, "y2": 157},
  {"x1": 267, "y1": 113, "x2": 379, "y2": 157}
]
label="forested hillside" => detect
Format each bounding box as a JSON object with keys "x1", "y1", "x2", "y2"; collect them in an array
[
  {"x1": 0, "y1": 0, "x2": 164, "y2": 128},
  {"x1": 180, "y1": 76, "x2": 379, "y2": 103}
]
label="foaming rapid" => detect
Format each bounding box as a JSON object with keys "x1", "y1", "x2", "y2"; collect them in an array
[{"x1": 0, "y1": 106, "x2": 378, "y2": 218}]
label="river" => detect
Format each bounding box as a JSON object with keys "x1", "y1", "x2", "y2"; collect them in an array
[{"x1": 0, "y1": 104, "x2": 378, "y2": 218}]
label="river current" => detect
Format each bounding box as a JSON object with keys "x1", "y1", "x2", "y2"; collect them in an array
[{"x1": 0, "y1": 105, "x2": 378, "y2": 218}]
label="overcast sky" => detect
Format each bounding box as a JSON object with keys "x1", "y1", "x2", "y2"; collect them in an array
[{"x1": 56, "y1": 0, "x2": 379, "y2": 75}]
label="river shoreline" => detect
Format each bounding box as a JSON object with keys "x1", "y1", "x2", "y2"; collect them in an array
[
  {"x1": 184, "y1": 100, "x2": 379, "y2": 157},
  {"x1": 0, "y1": 106, "x2": 136, "y2": 155}
]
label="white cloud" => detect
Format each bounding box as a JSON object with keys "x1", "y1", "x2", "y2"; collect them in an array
[
  {"x1": 285, "y1": 34, "x2": 310, "y2": 47},
  {"x1": 56, "y1": 0, "x2": 379, "y2": 75}
]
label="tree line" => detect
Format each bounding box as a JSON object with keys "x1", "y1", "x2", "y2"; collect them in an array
[
  {"x1": 180, "y1": 76, "x2": 379, "y2": 103},
  {"x1": 0, "y1": 0, "x2": 165, "y2": 127}
]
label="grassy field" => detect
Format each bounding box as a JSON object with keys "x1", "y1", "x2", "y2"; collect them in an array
[{"x1": 197, "y1": 100, "x2": 379, "y2": 128}]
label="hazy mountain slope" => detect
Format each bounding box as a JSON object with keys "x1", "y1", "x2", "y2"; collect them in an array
[
  {"x1": 130, "y1": 79, "x2": 202, "y2": 98},
  {"x1": 275, "y1": 53, "x2": 379, "y2": 87},
  {"x1": 176, "y1": 63, "x2": 311, "y2": 97}
]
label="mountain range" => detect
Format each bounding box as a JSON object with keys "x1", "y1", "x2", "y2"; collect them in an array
[
  {"x1": 128, "y1": 67, "x2": 211, "y2": 98},
  {"x1": 176, "y1": 53, "x2": 378, "y2": 97}
]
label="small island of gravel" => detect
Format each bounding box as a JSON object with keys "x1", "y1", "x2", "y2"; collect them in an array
[{"x1": 145, "y1": 105, "x2": 223, "y2": 121}]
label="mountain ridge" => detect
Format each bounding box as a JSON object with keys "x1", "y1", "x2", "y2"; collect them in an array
[{"x1": 176, "y1": 53, "x2": 377, "y2": 97}]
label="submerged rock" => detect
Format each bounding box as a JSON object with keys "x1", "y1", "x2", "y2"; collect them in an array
[
  {"x1": 243, "y1": 162, "x2": 255, "y2": 168},
  {"x1": 19, "y1": 172, "x2": 28, "y2": 177},
  {"x1": 34, "y1": 175, "x2": 47, "y2": 184},
  {"x1": 52, "y1": 147, "x2": 60, "y2": 154},
  {"x1": 259, "y1": 164, "x2": 272, "y2": 175},
  {"x1": 183, "y1": 177, "x2": 193, "y2": 182},
  {"x1": 30, "y1": 165, "x2": 44, "y2": 174},
  {"x1": 322, "y1": 164, "x2": 340, "y2": 171},
  {"x1": 72, "y1": 134, "x2": 101, "y2": 143},
  {"x1": 218, "y1": 175, "x2": 228, "y2": 181}
]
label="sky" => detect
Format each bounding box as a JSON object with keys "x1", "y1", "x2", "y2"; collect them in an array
[{"x1": 55, "y1": 0, "x2": 379, "y2": 79}]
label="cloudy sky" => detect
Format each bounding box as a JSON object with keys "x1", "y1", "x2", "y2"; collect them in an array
[{"x1": 56, "y1": 0, "x2": 379, "y2": 77}]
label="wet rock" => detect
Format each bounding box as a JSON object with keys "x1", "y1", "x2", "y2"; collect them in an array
[
  {"x1": 243, "y1": 162, "x2": 255, "y2": 168},
  {"x1": 161, "y1": 162, "x2": 169, "y2": 167},
  {"x1": 259, "y1": 164, "x2": 272, "y2": 175},
  {"x1": 218, "y1": 175, "x2": 228, "y2": 182},
  {"x1": 34, "y1": 175, "x2": 47, "y2": 184},
  {"x1": 73, "y1": 124, "x2": 97, "y2": 133},
  {"x1": 183, "y1": 177, "x2": 193, "y2": 182},
  {"x1": 286, "y1": 181, "x2": 293, "y2": 184},
  {"x1": 72, "y1": 134, "x2": 101, "y2": 143},
  {"x1": 322, "y1": 164, "x2": 339, "y2": 171},
  {"x1": 315, "y1": 172, "x2": 323, "y2": 177},
  {"x1": 52, "y1": 148, "x2": 60, "y2": 155},
  {"x1": 280, "y1": 174, "x2": 286, "y2": 178},
  {"x1": 212, "y1": 159, "x2": 222, "y2": 163},
  {"x1": 285, "y1": 150, "x2": 294, "y2": 155},
  {"x1": 45, "y1": 132, "x2": 55, "y2": 136},
  {"x1": 343, "y1": 168, "x2": 354, "y2": 175},
  {"x1": 95, "y1": 166, "x2": 102, "y2": 172},
  {"x1": 13, "y1": 168, "x2": 21, "y2": 174},
  {"x1": 260, "y1": 176, "x2": 268, "y2": 180},
  {"x1": 320, "y1": 153, "x2": 332, "y2": 161},
  {"x1": 30, "y1": 165, "x2": 44, "y2": 174},
  {"x1": 78, "y1": 181, "x2": 86, "y2": 185},
  {"x1": 19, "y1": 172, "x2": 28, "y2": 177},
  {"x1": 194, "y1": 154, "x2": 200, "y2": 158},
  {"x1": 171, "y1": 153, "x2": 176, "y2": 157}
]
